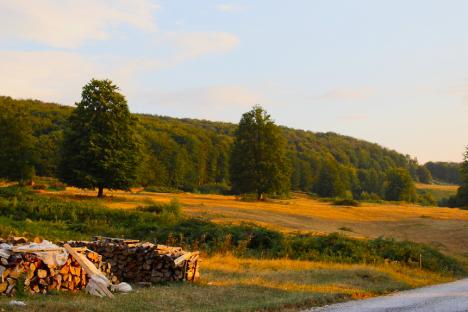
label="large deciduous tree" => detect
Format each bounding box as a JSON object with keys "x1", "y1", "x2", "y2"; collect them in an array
[
  {"x1": 60, "y1": 79, "x2": 139, "y2": 197},
  {"x1": 230, "y1": 105, "x2": 290, "y2": 200},
  {"x1": 0, "y1": 101, "x2": 35, "y2": 183}
]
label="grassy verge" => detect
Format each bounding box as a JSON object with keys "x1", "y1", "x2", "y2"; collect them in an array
[{"x1": 0, "y1": 255, "x2": 452, "y2": 312}]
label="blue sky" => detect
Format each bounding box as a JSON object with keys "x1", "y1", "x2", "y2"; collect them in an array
[{"x1": 0, "y1": 0, "x2": 467, "y2": 162}]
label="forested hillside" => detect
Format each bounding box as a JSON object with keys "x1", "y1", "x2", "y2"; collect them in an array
[
  {"x1": 424, "y1": 162, "x2": 461, "y2": 185},
  {"x1": 0, "y1": 96, "x2": 426, "y2": 199}
]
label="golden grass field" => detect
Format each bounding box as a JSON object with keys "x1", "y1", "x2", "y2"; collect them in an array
[
  {"x1": 41, "y1": 184, "x2": 468, "y2": 261},
  {"x1": 1, "y1": 184, "x2": 464, "y2": 311},
  {"x1": 0, "y1": 255, "x2": 451, "y2": 312}
]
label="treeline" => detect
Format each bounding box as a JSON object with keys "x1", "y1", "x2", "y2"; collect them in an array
[
  {"x1": 423, "y1": 162, "x2": 461, "y2": 185},
  {"x1": 0, "y1": 95, "x2": 442, "y2": 200}
]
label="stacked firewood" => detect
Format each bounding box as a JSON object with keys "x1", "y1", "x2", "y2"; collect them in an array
[
  {"x1": 66, "y1": 237, "x2": 200, "y2": 284},
  {"x1": 0, "y1": 249, "x2": 22, "y2": 296},
  {"x1": 0, "y1": 244, "x2": 116, "y2": 295}
]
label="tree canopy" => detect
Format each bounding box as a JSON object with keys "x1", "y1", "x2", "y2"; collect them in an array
[
  {"x1": 59, "y1": 79, "x2": 139, "y2": 197},
  {"x1": 456, "y1": 147, "x2": 468, "y2": 207},
  {"x1": 230, "y1": 106, "x2": 291, "y2": 199},
  {"x1": 1, "y1": 96, "x2": 429, "y2": 202},
  {"x1": 384, "y1": 168, "x2": 417, "y2": 202},
  {"x1": 0, "y1": 99, "x2": 35, "y2": 182}
]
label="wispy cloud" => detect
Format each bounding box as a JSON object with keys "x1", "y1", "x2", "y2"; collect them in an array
[
  {"x1": 318, "y1": 87, "x2": 376, "y2": 101},
  {"x1": 0, "y1": 0, "x2": 159, "y2": 48},
  {"x1": 0, "y1": 51, "x2": 99, "y2": 104},
  {"x1": 215, "y1": 4, "x2": 245, "y2": 12}
]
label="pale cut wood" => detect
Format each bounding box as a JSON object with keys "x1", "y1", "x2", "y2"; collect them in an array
[{"x1": 63, "y1": 244, "x2": 114, "y2": 298}]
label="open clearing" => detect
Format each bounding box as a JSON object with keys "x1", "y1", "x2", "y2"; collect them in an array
[
  {"x1": 3, "y1": 186, "x2": 459, "y2": 311},
  {"x1": 41, "y1": 186, "x2": 468, "y2": 262}
]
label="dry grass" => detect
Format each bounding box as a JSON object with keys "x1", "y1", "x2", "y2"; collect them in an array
[
  {"x1": 40, "y1": 188, "x2": 468, "y2": 261},
  {"x1": 0, "y1": 255, "x2": 451, "y2": 312},
  {"x1": 415, "y1": 183, "x2": 459, "y2": 192},
  {"x1": 3, "y1": 188, "x2": 462, "y2": 311}
]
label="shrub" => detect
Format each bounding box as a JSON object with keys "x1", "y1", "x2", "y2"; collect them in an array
[
  {"x1": 47, "y1": 182, "x2": 66, "y2": 191},
  {"x1": 333, "y1": 198, "x2": 360, "y2": 206},
  {"x1": 197, "y1": 183, "x2": 230, "y2": 195},
  {"x1": 32, "y1": 184, "x2": 47, "y2": 190},
  {"x1": 144, "y1": 185, "x2": 181, "y2": 193}
]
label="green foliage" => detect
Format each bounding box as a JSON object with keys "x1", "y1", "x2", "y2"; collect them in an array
[
  {"x1": 59, "y1": 80, "x2": 139, "y2": 197},
  {"x1": 424, "y1": 161, "x2": 461, "y2": 185},
  {"x1": 1, "y1": 96, "x2": 428, "y2": 201},
  {"x1": 384, "y1": 168, "x2": 417, "y2": 202},
  {"x1": 455, "y1": 147, "x2": 468, "y2": 207},
  {"x1": 416, "y1": 166, "x2": 432, "y2": 183},
  {"x1": 416, "y1": 191, "x2": 437, "y2": 206},
  {"x1": 333, "y1": 198, "x2": 360, "y2": 206},
  {"x1": 197, "y1": 182, "x2": 231, "y2": 195},
  {"x1": 0, "y1": 98, "x2": 35, "y2": 182},
  {"x1": 313, "y1": 158, "x2": 346, "y2": 197},
  {"x1": 286, "y1": 233, "x2": 464, "y2": 275},
  {"x1": 143, "y1": 185, "x2": 182, "y2": 193},
  {"x1": 0, "y1": 188, "x2": 463, "y2": 275},
  {"x1": 230, "y1": 106, "x2": 291, "y2": 199}
]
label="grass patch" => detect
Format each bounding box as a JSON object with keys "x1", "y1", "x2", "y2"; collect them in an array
[
  {"x1": 0, "y1": 255, "x2": 452, "y2": 312},
  {"x1": 144, "y1": 185, "x2": 182, "y2": 193},
  {"x1": 0, "y1": 186, "x2": 464, "y2": 276}
]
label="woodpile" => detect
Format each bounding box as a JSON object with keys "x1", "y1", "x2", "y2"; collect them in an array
[
  {"x1": 0, "y1": 241, "x2": 116, "y2": 296},
  {"x1": 0, "y1": 236, "x2": 200, "y2": 296},
  {"x1": 66, "y1": 236, "x2": 200, "y2": 284}
]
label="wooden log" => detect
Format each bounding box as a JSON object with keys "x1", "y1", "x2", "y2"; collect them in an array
[{"x1": 37, "y1": 269, "x2": 47, "y2": 279}]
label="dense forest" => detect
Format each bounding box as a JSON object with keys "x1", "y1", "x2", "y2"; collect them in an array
[
  {"x1": 0, "y1": 95, "x2": 459, "y2": 199},
  {"x1": 424, "y1": 162, "x2": 461, "y2": 185}
]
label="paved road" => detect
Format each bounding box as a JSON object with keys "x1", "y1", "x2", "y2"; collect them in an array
[{"x1": 307, "y1": 278, "x2": 468, "y2": 312}]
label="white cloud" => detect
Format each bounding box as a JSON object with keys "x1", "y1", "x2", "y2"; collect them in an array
[
  {"x1": 0, "y1": 0, "x2": 159, "y2": 48},
  {"x1": 167, "y1": 32, "x2": 240, "y2": 61},
  {"x1": 216, "y1": 4, "x2": 245, "y2": 12},
  {"x1": 318, "y1": 87, "x2": 376, "y2": 101},
  {"x1": 0, "y1": 51, "x2": 100, "y2": 104}
]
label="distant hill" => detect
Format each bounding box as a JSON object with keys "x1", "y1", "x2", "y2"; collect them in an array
[{"x1": 0, "y1": 95, "x2": 426, "y2": 199}]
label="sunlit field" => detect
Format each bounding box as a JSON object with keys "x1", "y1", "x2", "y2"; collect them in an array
[
  {"x1": 39, "y1": 187, "x2": 468, "y2": 262},
  {"x1": 0, "y1": 254, "x2": 451, "y2": 312}
]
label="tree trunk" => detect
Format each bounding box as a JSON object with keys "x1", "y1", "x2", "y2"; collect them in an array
[
  {"x1": 97, "y1": 186, "x2": 104, "y2": 198},
  {"x1": 257, "y1": 191, "x2": 263, "y2": 201}
]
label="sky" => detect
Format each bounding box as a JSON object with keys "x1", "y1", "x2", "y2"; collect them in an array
[{"x1": 0, "y1": 0, "x2": 467, "y2": 163}]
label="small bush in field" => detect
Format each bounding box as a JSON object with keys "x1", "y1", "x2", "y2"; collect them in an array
[
  {"x1": 333, "y1": 198, "x2": 360, "y2": 206},
  {"x1": 33, "y1": 184, "x2": 47, "y2": 190},
  {"x1": 144, "y1": 185, "x2": 181, "y2": 193},
  {"x1": 197, "y1": 183, "x2": 230, "y2": 195}
]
